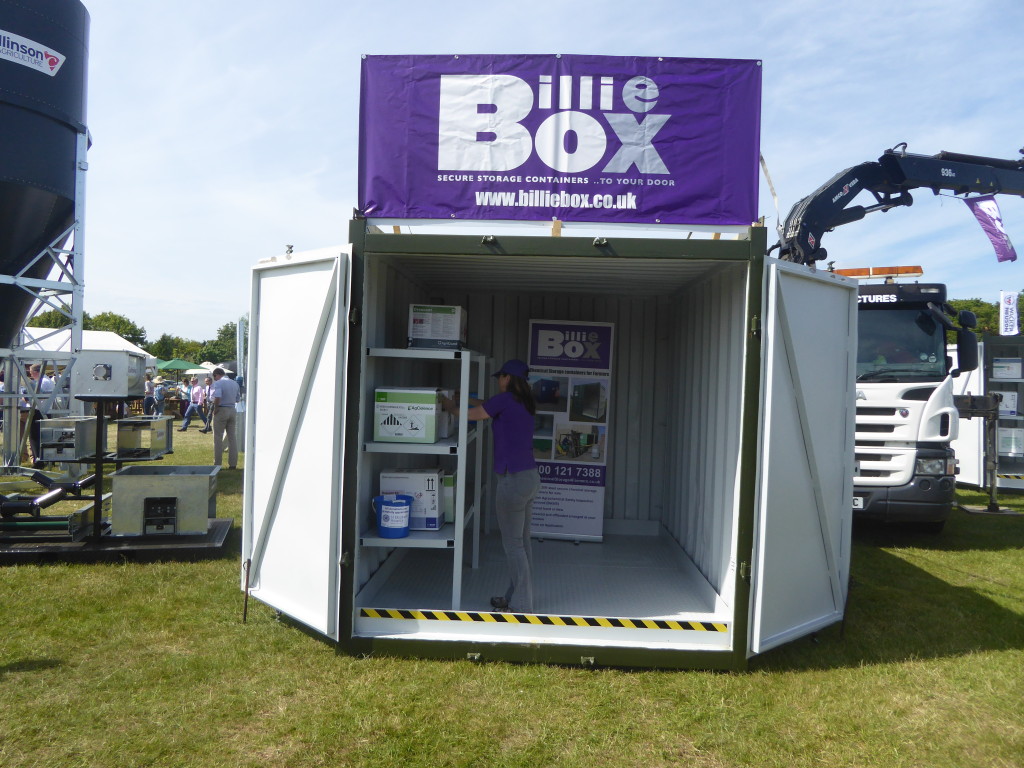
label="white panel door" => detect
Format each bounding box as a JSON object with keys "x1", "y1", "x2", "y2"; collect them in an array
[
  {"x1": 950, "y1": 343, "x2": 986, "y2": 487},
  {"x1": 242, "y1": 248, "x2": 350, "y2": 640},
  {"x1": 750, "y1": 260, "x2": 856, "y2": 655}
]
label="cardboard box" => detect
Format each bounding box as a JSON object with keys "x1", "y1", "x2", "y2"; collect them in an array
[
  {"x1": 442, "y1": 471, "x2": 457, "y2": 524},
  {"x1": 374, "y1": 388, "x2": 441, "y2": 443},
  {"x1": 994, "y1": 390, "x2": 1018, "y2": 416},
  {"x1": 380, "y1": 468, "x2": 444, "y2": 530},
  {"x1": 408, "y1": 304, "x2": 467, "y2": 349},
  {"x1": 438, "y1": 388, "x2": 455, "y2": 439},
  {"x1": 993, "y1": 358, "x2": 1023, "y2": 379}
]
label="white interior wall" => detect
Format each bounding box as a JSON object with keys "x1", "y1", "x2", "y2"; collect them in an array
[
  {"x1": 355, "y1": 252, "x2": 748, "y2": 602},
  {"x1": 667, "y1": 264, "x2": 748, "y2": 597}
]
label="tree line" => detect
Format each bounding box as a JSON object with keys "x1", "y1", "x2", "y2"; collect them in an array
[
  {"x1": 948, "y1": 297, "x2": 1022, "y2": 336},
  {"x1": 27, "y1": 309, "x2": 240, "y2": 364}
]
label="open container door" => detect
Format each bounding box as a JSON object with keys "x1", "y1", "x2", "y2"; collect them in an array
[
  {"x1": 749, "y1": 260, "x2": 856, "y2": 655},
  {"x1": 242, "y1": 248, "x2": 351, "y2": 640}
]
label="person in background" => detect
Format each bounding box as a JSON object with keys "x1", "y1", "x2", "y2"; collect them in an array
[
  {"x1": 152, "y1": 376, "x2": 167, "y2": 416},
  {"x1": 201, "y1": 376, "x2": 214, "y2": 424},
  {"x1": 178, "y1": 376, "x2": 209, "y2": 431},
  {"x1": 27, "y1": 363, "x2": 54, "y2": 467},
  {"x1": 209, "y1": 367, "x2": 240, "y2": 467},
  {"x1": 142, "y1": 373, "x2": 156, "y2": 415},
  {"x1": 177, "y1": 378, "x2": 190, "y2": 419},
  {"x1": 442, "y1": 359, "x2": 539, "y2": 614}
]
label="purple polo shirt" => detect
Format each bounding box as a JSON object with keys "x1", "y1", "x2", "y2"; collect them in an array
[{"x1": 483, "y1": 391, "x2": 537, "y2": 474}]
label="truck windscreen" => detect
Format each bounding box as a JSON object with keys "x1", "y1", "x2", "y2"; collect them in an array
[{"x1": 857, "y1": 307, "x2": 947, "y2": 381}]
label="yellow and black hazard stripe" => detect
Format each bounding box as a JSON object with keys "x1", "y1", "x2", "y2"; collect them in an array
[
  {"x1": 997, "y1": 474, "x2": 1024, "y2": 480},
  {"x1": 360, "y1": 607, "x2": 727, "y2": 632}
]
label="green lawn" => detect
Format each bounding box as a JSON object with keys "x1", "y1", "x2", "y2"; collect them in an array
[{"x1": 2, "y1": 430, "x2": 1022, "y2": 768}]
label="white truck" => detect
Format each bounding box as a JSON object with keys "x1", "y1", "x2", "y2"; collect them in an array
[
  {"x1": 849, "y1": 277, "x2": 977, "y2": 531},
  {"x1": 769, "y1": 144, "x2": 1024, "y2": 529}
]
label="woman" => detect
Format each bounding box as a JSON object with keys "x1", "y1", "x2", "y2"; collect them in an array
[
  {"x1": 142, "y1": 373, "x2": 156, "y2": 415},
  {"x1": 443, "y1": 359, "x2": 539, "y2": 613},
  {"x1": 152, "y1": 376, "x2": 167, "y2": 416}
]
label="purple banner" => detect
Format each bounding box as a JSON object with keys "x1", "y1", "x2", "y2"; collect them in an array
[
  {"x1": 358, "y1": 54, "x2": 762, "y2": 226},
  {"x1": 966, "y1": 195, "x2": 1017, "y2": 263}
]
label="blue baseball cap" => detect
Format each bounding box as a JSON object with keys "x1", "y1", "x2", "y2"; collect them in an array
[{"x1": 494, "y1": 359, "x2": 529, "y2": 379}]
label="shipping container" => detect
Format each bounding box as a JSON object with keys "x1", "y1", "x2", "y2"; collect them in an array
[{"x1": 241, "y1": 222, "x2": 857, "y2": 669}]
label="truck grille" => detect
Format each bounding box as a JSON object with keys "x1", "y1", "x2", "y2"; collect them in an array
[
  {"x1": 858, "y1": 424, "x2": 896, "y2": 433},
  {"x1": 856, "y1": 407, "x2": 896, "y2": 416}
]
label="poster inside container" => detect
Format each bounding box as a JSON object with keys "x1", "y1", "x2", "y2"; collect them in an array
[
  {"x1": 358, "y1": 54, "x2": 761, "y2": 226},
  {"x1": 528, "y1": 320, "x2": 613, "y2": 541}
]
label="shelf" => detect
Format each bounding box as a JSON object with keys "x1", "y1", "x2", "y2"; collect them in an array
[
  {"x1": 361, "y1": 523, "x2": 455, "y2": 548},
  {"x1": 364, "y1": 427, "x2": 478, "y2": 454},
  {"x1": 367, "y1": 347, "x2": 479, "y2": 360}
]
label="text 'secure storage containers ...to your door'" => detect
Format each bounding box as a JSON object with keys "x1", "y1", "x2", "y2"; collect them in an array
[{"x1": 242, "y1": 222, "x2": 857, "y2": 670}]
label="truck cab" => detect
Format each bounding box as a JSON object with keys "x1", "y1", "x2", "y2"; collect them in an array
[{"x1": 852, "y1": 280, "x2": 977, "y2": 531}]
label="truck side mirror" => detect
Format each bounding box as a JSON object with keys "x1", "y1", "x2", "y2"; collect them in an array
[
  {"x1": 952, "y1": 328, "x2": 979, "y2": 376},
  {"x1": 958, "y1": 309, "x2": 977, "y2": 330}
]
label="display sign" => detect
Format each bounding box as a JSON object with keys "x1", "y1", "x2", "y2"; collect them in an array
[
  {"x1": 358, "y1": 54, "x2": 761, "y2": 226},
  {"x1": 527, "y1": 320, "x2": 614, "y2": 541}
]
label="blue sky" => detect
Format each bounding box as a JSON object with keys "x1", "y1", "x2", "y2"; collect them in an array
[{"x1": 79, "y1": 0, "x2": 1024, "y2": 340}]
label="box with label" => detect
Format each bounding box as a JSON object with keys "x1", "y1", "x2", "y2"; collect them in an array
[
  {"x1": 993, "y1": 358, "x2": 1023, "y2": 379},
  {"x1": 380, "y1": 468, "x2": 444, "y2": 530},
  {"x1": 408, "y1": 304, "x2": 468, "y2": 349},
  {"x1": 993, "y1": 390, "x2": 1018, "y2": 416},
  {"x1": 373, "y1": 388, "x2": 441, "y2": 443},
  {"x1": 998, "y1": 427, "x2": 1024, "y2": 456}
]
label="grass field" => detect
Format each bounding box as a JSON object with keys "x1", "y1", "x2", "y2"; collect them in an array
[{"x1": 2, "y1": 427, "x2": 1022, "y2": 767}]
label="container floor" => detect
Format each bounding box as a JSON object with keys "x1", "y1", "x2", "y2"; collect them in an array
[{"x1": 359, "y1": 530, "x2": 722, "y2": 620}]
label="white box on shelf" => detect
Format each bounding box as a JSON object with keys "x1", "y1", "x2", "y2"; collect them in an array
[
  {"x1": 993, "y1": 390, "x2": 1018, "y2": 416},
  {"x1": 993, "y1": 358, "x2": 1022, "y2": 379},
  {"x1": 998, "y1": 427, "x2": 1024, "y2": 456},
  {"x1": 407, "y1": 304, "x2": 467, "y2": 349},
  {"x1": 373, "y1": 388, "x2": 441, "y2": 443},
  {"x1": 380, "y1": 468, "x2": 444, "y2": 530}
]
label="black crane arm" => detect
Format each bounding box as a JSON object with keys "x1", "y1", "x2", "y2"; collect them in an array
[{"x1": 774, "y1": 145, "x2": 1024, "y2": 264}]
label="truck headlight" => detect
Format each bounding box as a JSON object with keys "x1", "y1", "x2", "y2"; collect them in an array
[{"x1": 916, "y1": 457, "x2": 950, "y2": 476}]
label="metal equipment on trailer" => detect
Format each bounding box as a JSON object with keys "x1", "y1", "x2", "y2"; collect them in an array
[{"x1": 773, "y1": 144, "x2": 1024, "y2": 266}]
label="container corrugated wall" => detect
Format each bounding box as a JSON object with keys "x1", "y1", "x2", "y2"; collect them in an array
[{"x1": 669, "y1": 265, "x2": 749, "y2": 599}]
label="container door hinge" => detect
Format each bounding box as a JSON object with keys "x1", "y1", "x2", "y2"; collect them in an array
[
  {"x1": 749, "y1": 316, "x2": 760, "y2": 338},
  {"x1": 339, "y1": 551, "x2": 351, "y2": 567},
  {"x1": 739, "y1": 561, "x2": 751, "y2": 582},
  {"x1": 349, "y1": 307, "x2": 361, "y2": 326}
]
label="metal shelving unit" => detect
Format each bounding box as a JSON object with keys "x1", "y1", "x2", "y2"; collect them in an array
[
  {"x1": 358, "y1": 347, "x2": 490, "y2": 609},
  {"x1": 985, "y1": 338, "x2": 1024, "y2": 488}
]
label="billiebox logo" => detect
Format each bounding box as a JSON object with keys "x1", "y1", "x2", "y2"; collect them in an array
[{"x1": 438, "y1": 73, "x2": 669, "y2": 175}]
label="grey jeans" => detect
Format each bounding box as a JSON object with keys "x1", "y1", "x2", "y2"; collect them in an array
[
  {"x1": 495, "y1": 468, "x2": 541, "y2": 613},
  {"x1": 213, "y1": 406, "x2": 238, "y2": 467}
]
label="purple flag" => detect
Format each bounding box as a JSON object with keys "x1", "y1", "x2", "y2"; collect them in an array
[
  {"x1": 966, "y1": 195, "x2": 1017, "y2": 263},
  {"x1": 358, "y1": 55, "x2": 762, "y2": 226}
]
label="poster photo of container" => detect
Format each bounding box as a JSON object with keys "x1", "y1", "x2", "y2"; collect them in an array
[
  {"x1": 569, "y1": 378, "x2": 609, "y2": 423},
  {"x1": 554, "y1": 424, "x2": 607, "y2": 464},
  {"x1": 531, "y1": 375, "x2": 568, "y2": 413},
  {"x1": 532, "y1": 412, "x2": 556, "y2": 460}
]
